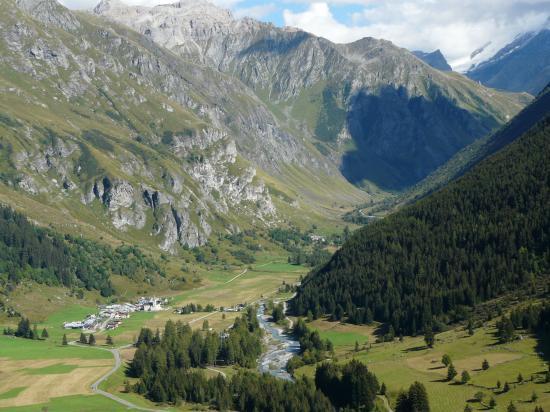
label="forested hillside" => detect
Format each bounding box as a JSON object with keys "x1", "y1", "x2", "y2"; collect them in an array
[
  {"x1": 0, "y1": 205, "x2": 163, "y2": 296},
  {"x1": 292, "y1": 108, "x2": 550, "y2": 334}
]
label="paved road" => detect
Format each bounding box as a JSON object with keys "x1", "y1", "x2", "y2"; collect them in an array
[{"x1": 71, "y1": 341, "x2": 159, "y2": 411}]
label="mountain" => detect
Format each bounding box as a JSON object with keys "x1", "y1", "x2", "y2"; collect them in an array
[
  {"x1": 0, "y1": 0, "x2": 529, "y2": 258},
  {"x1": 467, "y1": 28, "x2": 550, "y2": 95},
  {"x1": 412, "y1": 50, "x2": 452, "y2": 71},
  {"x1": 396, "y1": 83, "x2": 550, "y2": 206},
  {"x1": 292, "y1": 91, "x2": 550, "y2": 334},
  {"x1": 1, "y1": 0, "x2": 374, "y2": 255},
  {"x1": 95, "y1": 0, "x2": 528, "y2": 191}
]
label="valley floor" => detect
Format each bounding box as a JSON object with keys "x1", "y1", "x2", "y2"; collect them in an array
[
  {"x1": 1, "y1": 256, "x2": 548, "y2": 412},
  {"x1": 0, "y1": 258, "x2": 307, "y2": 411}
]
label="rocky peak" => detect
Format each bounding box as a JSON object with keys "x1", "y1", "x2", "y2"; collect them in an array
[
  {"x1": 412, "y1": 49, "x2": 452, "y2": 71},
  {"x1": 16, "y1": 0, "x2": 80, "y2": 31},
  {"x1": 93, "y1": 0, "x2": 126, "y2": 14}
]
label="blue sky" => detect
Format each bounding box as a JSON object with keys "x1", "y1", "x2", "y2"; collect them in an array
[{"x1": 59, "y1": 0, "x2": 550, "y2": 71}]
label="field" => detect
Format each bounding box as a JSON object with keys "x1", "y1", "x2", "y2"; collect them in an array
[
  {"x1": 4, "y1": 245, "x2": 547, "y2": 412},
  {"x1": 0, "y1": 257, "x2": 307, "y2": 411},
  {"x1": 297, "y1": 318, "x2": 550, "y2": 412}
]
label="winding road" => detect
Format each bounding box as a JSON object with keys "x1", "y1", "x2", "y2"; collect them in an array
[{"x1": 71, "y1": 341, "x2": 159, "y2": 411}]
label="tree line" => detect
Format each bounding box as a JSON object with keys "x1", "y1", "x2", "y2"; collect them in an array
[
  {"x1": 129, "y1": 306, "x2": 262, "y2": 384},
  {"x1": 292, "y1": 117, "x2": 550, "y2": 335},
  {"x1": 497, "y1": 302, "x2": 550, "y2": 344},
  {"x1": 0, "y1": 205, "x2": 163, "y2": 296},
  {"x1": 3, "y1": 317, "x2": 48, "y2": 340},
  {"x1": 128, "y1": 312, "x2": 395, "y2": 411}
]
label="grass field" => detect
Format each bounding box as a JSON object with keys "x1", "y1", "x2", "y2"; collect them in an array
[
  {"x1": 0, "y1": 304, "x2": 115, "y2": 408},
  {"x1": 297, "y1": 319, "x2": 550, "y2": 412}
]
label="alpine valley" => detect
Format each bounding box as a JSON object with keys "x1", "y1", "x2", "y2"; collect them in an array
[{"x1": 0, "y1": 0, "x2": 548, "y2": 411}]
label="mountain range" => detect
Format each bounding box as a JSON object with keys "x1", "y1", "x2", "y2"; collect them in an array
[
  {"x1": 0, "y1": 0, "x2": 532, "y2": 254},
  {"x1": 466, "y1": 26, "x2": 550, "y2": 95}
]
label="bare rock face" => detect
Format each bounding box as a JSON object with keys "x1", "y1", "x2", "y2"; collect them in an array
[{"x1": 16, "y1": 0, "x2": 80, "y2": 31}]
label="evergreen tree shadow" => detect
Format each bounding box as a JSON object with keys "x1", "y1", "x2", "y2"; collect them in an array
[{"x1": 402, "y1": 345, "x2": 426, "y2": 353}]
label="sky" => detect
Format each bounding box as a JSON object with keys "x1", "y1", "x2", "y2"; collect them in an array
[{"x1": 59, "y1": 0, "x2": 550, "y2": 70}]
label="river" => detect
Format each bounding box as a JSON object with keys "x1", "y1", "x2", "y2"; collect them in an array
[{"x1": 256, "y1": 303, "x2": 300, "y2": 381}]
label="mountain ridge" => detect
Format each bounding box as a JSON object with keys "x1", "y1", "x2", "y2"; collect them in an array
[
  {"x1": 467, "y1": 27, "x2": 550, "y2": 95},
  {"x1": 94, "y1": 0, "x2": 529, "y2": 190}
]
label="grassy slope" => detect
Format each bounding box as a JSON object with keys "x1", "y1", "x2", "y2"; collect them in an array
[{"x1": 298, "y1": 316, "x2": 550, "y2": 411}]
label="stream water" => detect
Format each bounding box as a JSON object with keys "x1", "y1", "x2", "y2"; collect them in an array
[{"x1": 256, "y1": 303, "x2": 300, "y2": 381}]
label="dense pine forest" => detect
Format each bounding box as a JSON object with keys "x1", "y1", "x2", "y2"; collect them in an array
[
  {"x1": 0, "y1": 205, "x2": 163, "y2": 296},
  {"x1": 129, "y1": 307, "x2": 263, "y2": 381},
  {"x1": 292, "y1": 110, "x2": 550, "y2": 334}
]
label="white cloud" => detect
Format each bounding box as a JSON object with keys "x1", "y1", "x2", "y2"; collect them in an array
[
  {"x1": 234, "y1": 3, "x2": 277, "y2": 20},
  {"x1": 283, "y1": 1, "x2": 550, "y2": 71}
]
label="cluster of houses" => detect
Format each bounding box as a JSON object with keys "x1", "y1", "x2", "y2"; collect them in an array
[
  {"x1": 224, "y1": 303, "x2": 246, "y2": 312},
  {"x1": 136, "y1": 296, "x2": 166, "y2": 312},
  {"x1": 309, "y1": 234, "x2": 326, "y2": 243},
  {"x1": 63, "y1": 297, "x2": 166, "y2": 332},
  {"x1": 63, "y1": 314, "x2": 102, "y2": 331}
]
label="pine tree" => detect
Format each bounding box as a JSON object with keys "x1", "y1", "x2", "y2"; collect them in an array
[
  {"x1": 482, "y1": 359, "x2": 490, "y2": 370},
  {"x1": 441, "y1": 354, "x2": 451, "y2": 367},
  {"x1": 32, "y1": 324, "x2": 39, "y2": 340},
  {"x1": 496, "y1": 380, "x2": 501, "y2": 390},
  {"x1": 395, "y1": 391, "x2": 411, "y2": 412},
  {"x1": 467, "y1": 319, "x2": 474, "y2": 336},
  {"x1": 355, "y1": 341, "x2": 360, "y2": 352},
  {"x1": 62, "y1": 334, "x2": 68, "y2": 346},
  {"x1": 79, "y1": 332, "x2": 88, "y2": 344},
  {"x1": 88, "y1": 334, "x2": 96, "y2": 346},
  {"x1": 507, "y1": 402, "x2": 518, "y2": 412},
  {"x1": 517, "y1": 373, "x2": 524, "y2": 383},
  {"x1": 503, "y1": 382, "x2": 510, "y2": 392},
  {"x1": 531, "y1": 391, "x2": 538, "y2": 402},
  {"x1": 106, "y1": 335, "x2": 114, "y2": 345},
  {"x1": 202, "y1": 319, "x2": 209, "y2": 331},
  {"x1": 15, "y1": 318, "x2": 30, "y2": 338},
  {"x1": 489, "y1": 397, "x2": 497, "y2": 409},
  {"x1": 461, "y1": 370, "x2": 471, "y2": 384},
  {"x1": 41, "y1": 328, "x2": 49, "y2": 339},
  {"x1": 408, "y1": 381, "x2": 430, "y2": 412},
  {"x1": 464, "y1": 405, "x2": 473, "y2": 412},
  {"x1": 424, "y1": 325, "x2": 435, "y2": 348},
  {"x1": 447, "y1": 364, "x2": 457, "y2": 381},
  {"x1": 380, "y1": 382, "x2": 387, "y2": 395}
]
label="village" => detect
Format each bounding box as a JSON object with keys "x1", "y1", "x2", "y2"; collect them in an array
[{"x1": 63, "y1": 297, "x2": 167, "y2": 332}]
